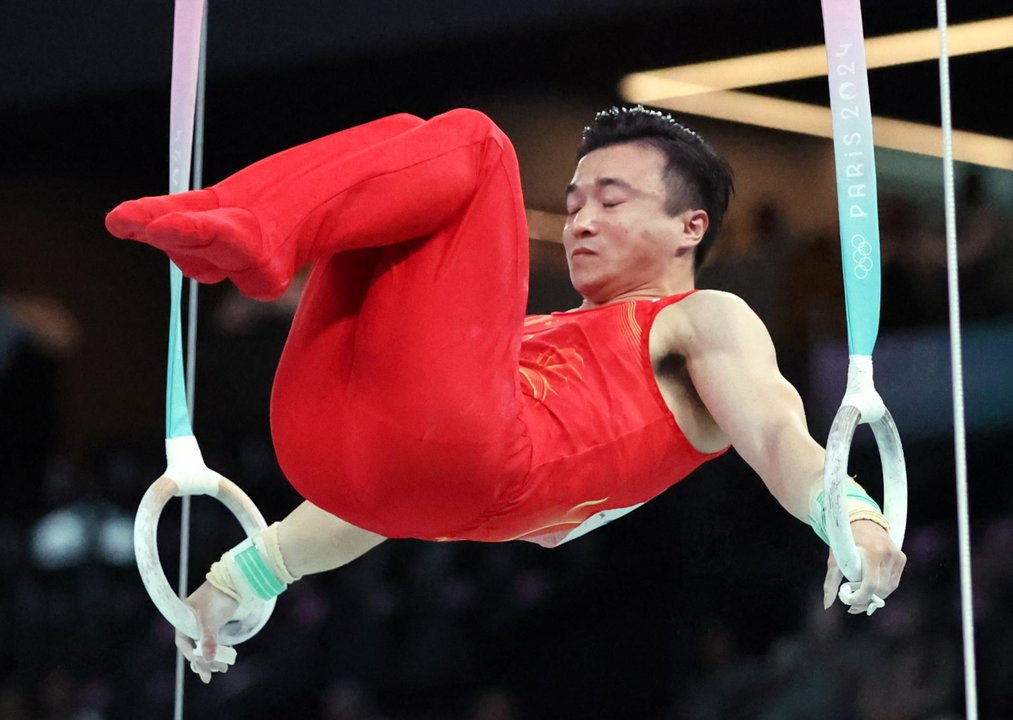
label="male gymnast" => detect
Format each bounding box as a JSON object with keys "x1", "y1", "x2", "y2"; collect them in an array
[{"x1": 106, "y1": 106, "x2": 906, "y2": 682}]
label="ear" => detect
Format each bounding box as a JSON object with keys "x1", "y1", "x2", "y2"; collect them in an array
[{"x1": 680, "y1": 209, "x2": 709, "y2": 248}]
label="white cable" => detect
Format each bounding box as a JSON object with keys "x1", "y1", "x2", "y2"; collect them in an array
[{"x1": 936, "y1": 2, "x2": 978, "y2": 718}]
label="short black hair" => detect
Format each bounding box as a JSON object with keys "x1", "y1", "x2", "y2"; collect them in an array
[{"x1": 579, "y1": 105, "x2": 734, "y2": 271}]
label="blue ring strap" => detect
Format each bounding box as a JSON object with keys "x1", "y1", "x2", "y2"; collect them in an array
[
  {"x1": 821, "y1": 0, "x2": 881, "y2": 358},
  {"x1": 164, "y1": 0, "x2": 206, "y2": 439}
]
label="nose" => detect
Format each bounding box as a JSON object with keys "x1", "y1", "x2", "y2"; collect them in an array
[{"x1": 567, "y1": 206, "x2": 598, "y2": 239}]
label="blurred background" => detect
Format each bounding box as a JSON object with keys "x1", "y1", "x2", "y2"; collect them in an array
[{"x1": 1, "y1": 1, "x2": 1011, "y2": 718}]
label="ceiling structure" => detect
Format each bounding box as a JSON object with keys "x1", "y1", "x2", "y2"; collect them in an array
[
  {"x1": 3, "y1": 0, "x2": 1007, "y2": 222},
  {"x1": 3, "y1": 0, "x2": 1008, "y2": 134}
]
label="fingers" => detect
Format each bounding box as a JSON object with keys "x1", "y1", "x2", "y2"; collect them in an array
[
  {"x1": 851, "y1": 553, "x2": 904, "y2": 615},
  {"x1": 176, "y1": 631, "x2": 233, "y2": 684},
  {"x1": 197, "y1": 603, "x2": 221, "y2": 670},
  {"x1": 176, "y1": 630, "x2": 213, "y2": 685},
  {"x1": 175, "y1": 629, "x2": 198, "y2": 664},
  {"x1": 852, "y1": 522, "x2": 907, "y2": 605},
  {"x1": 853, "y1": 593, "x2": 885, "y2": 616},
  {"x1": 174, "y1": 580, "x2": 242, "y2": 685},
  {"x1": 846, "y1": 553, "x2": 881, "y2": 610},
  {"x1": 886, "y1": 546, "x2": 907, "y2": 594},
  {"x1": 837, "y1": 581, "x2": 885, "y2": 616},
  {"x1": 823, "y1": 552, "x2": 844, "y2": 610},
  {"x1": 824, "y1": 552, "x2": 880, "y2": 614},
  {"x1": 824, "y1": 521, "x2": 908, "y2": 615}
]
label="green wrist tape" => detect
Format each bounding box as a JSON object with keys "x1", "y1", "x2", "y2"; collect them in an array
[
  {"x1": 810, "y1": 480, "x2": 885, "y2": 547},
  {"x1": 234, "y1": 543, "x2": 286, "y2": 600},
  {"x1": 808, "y1": 490, "x2": 830, "y2": 545},
  {"x1": 844, "y1": 480, "x2": 883, "y2": 514}
]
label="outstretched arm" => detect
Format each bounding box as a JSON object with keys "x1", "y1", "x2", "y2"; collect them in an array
[
  {"x1": 276, "y1": 501, "x2": 387, "y2": 576},
  {"x1": 671, "y1": 291, "x2": 906, "y2": 610},
  {"x1": 179, "y1": 501, "x2": 385, "y2": 682}
]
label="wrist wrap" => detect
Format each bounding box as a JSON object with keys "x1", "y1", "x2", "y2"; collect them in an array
[
  {"x1": 809, "y1": 477, "x2": 890, "y2": 546},
  {"x1": 206, "y1": 522, "x2": 299, "y2": 608}
]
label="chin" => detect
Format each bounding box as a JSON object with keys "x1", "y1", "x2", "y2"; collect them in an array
[
  {"x1": 570, "y1": 279, "x2": 609, "y2": 305},
  {"x1": 567, "y1": 272, "x2": 593, "y2": 295}
]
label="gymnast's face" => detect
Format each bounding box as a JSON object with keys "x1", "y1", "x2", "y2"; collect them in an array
[{"x1": 563, "y1": 141, "x2": 706, "y2": 305}]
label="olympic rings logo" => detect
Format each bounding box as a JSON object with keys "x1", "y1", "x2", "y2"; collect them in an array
[{"x1": 850, "y1": 234, "x2": 874, "y2": 279}]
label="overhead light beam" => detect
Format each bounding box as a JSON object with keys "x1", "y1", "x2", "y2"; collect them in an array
[{"x1": 619, "y1": 16, "x2": 1013, "y2": 170}]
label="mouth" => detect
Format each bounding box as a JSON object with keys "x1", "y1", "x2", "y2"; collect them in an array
[{"x1": 570, "y1": 248, "x2": 595, "y2": 258}]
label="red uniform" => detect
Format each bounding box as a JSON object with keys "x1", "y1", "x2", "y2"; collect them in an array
[
  {"x1": 476, "y1": 297, "x2": 725, "y2": 546},
  {"x1": 106, "y1": 110, "x2": 725, "y2": 546}
]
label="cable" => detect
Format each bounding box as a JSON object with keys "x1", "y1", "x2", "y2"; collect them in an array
[{"x1": 935, "y1": 1, "x2": 978, "y2": 717}]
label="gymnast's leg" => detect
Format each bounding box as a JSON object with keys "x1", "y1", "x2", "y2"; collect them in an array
[
  {"x1": 107, "y1": 109, "x2": 532, "y2": 539},
  {"x1": 107, "y1": 110, "x2": 515, "y2": 300},
  {"x1": 268, "y1": 110, "x2": 532, "y2": 538}
]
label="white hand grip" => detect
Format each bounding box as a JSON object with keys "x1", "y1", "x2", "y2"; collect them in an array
[{"x1": 134, "y1": 454, "x2": 275, "y2": 647}]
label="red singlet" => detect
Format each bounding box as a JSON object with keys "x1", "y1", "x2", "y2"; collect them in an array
[{"x1": 468, "y1": 294, "x2": 726, "y2": 547}]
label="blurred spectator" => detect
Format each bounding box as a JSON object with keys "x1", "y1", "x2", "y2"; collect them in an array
[
  {"x1": 0, "y1": 676, "x2": 31, "y2": 720},
  {"x1": 953, "y1": 172, "x2": 1013, "y2": 319},
  {"x1": 879, "y1": 194, "x2": 924, "y2": 328},
  {"x1": 467, "y1": 687, "x2": 521, "y2": 720},
  {"x1": 903, "y1": 172, "x2": 1013, "y2": 324},
  {"x1": 321, "y1": 676, "x2": 388, "y2": 720},
  {"x1": 698, "y1": 201, "x2": 799, "y2": 349},
  {"x1": 854, "y1": 594, "x2": 960, "y2": 720},
  {"x1": 0, "y1": 282, "x2": 81, "y2": 525}
]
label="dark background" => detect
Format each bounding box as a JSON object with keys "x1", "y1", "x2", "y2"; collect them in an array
[{"x1": 1, "y1": 1, "x2": 1011, "y2": 718}]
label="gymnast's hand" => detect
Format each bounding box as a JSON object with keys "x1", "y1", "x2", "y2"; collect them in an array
[
  {"x1": 823, "y1": 519, "x2": 907, "y2": 614},
  {"x1": 105, "y1": 188, "x2": 292, "y2": 301},
  {"x1": 175, "y1": 580, "x2": 240, "y2": 684}
]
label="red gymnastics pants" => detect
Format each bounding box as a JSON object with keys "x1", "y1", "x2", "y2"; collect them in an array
[{"x1": 107, "y1": 110, "x2": 534, "y2": 540}]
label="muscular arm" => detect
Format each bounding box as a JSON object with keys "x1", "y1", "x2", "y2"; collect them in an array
[
  {"x1": 667, "y1": 291, "x2": 905, "y2": 611},
  {"x1": 276, "y1": 501, "x2": 386, "y2": 576},
  {"x1": 673, "y1": 291, "x2": 824, "y2": 519}
]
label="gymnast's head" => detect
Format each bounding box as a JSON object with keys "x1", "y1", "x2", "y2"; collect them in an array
[{"x1": 564, "y1": 106, "x2": 734, "y2": 301}]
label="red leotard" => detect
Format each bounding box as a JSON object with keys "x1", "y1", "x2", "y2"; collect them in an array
[
  {"x1": 106, "y1": 110, "x2": 726, "y2": 545},
  {"x1": 471, "y1": 295, "x2": 726, "y2": 546}
]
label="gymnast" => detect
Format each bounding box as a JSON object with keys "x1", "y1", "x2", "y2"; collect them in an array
[{"x1": 106, "y1": 106, "x2": 906, "y2": 682}]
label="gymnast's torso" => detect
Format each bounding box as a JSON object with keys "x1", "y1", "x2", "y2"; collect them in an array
[{"x1": 447, "y1": 291, "x2": 728, "y2": 545}]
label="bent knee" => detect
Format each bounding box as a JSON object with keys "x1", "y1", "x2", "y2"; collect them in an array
[
  {"x1": 431, "y1": 108, "x2": 512, "y2": 155},
  {"x1": 382, "y1": 112, "x2": 426, "y2": 129}
]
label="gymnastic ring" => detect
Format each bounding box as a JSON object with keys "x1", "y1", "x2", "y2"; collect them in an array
[
  {"x1": 823, "y1": 404, "x2": 908, "y2": 582},
  {"x1": 134, "y1": 472, "x2": 276, "y2": 648}
]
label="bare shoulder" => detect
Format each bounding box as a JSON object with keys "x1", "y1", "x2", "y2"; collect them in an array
[{"x1": 654, "y1": 290, "x2": 769, "y2": 357}]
